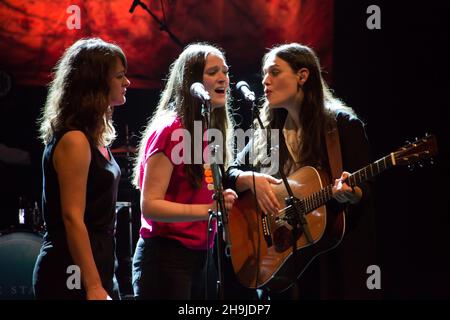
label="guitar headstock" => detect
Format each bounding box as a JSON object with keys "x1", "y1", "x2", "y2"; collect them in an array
[{"x1": 393, "y1": 134, "x2": 438, "y2": 167}]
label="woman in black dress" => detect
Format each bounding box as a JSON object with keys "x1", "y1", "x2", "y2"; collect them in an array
[{"x1": 33, "y1": 38, "x2": 130, "y2": 300}]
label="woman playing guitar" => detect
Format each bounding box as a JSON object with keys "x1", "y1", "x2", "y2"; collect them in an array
[{"x1": 225, "y1": 43, "x2": 377, "y2": 299}]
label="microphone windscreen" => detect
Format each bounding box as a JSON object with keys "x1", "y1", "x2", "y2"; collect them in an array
[{"x1": 236, "y1": 81, "x2": 249, "y2": 91}]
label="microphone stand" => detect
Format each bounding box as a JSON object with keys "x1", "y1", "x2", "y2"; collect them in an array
[
  {"x1": 129, "y1": 0, "x2": 184, "y2": 48},
  {"x1": 245, "y1": 95, "x2": 312, "y2": 245},
  {"x1": 248, "y1": 98, "x2": 265, "y2": 291},
  {"x1": 250, "y1": 99, "x2": 264, "y2": 130},
  {"x1": 249, "y1": 96, "x2": 313, "y2": 286},
  {"x1": 201, "y1": 100, "x2": 229, "y2": 300}
]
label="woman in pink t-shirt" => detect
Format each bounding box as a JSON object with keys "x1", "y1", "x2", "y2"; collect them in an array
[{"x1": 131, "y1": 43, "x2": 237, "y2": 299}]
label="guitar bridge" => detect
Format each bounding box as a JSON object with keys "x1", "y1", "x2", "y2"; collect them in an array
[{"x1": 261, "y1": 213, "x2": 273, "y2": 247}]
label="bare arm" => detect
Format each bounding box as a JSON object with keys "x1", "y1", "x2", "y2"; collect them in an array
[
  {"x1": 53, "y1": 131, "x2": 110, "y2": 300},
  {"x1": 141, "y1": 152, "x2": 236, "y2": 222}
]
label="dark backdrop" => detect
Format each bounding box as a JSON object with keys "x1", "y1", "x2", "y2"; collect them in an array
[{"x1": 333, "y1": 0, "x2": 450, "y2": 298}]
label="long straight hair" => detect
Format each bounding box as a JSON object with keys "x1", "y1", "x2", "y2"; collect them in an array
[{"x1": 132, "y1": 43, "x2": 234, "y2": 189}]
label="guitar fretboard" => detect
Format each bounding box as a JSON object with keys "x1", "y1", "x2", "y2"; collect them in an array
[{"x1": 301, "y1": 153, "x2": 395, "y2": 214}]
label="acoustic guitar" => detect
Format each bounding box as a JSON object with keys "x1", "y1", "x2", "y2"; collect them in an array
[{"x1": 228, "y1": 135, "x2": 438, "y2": 292}]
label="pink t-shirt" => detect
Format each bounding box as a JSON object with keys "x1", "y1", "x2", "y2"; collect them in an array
[{"x1": 138, "y1": 115, "x2": 216, "y2": 250}]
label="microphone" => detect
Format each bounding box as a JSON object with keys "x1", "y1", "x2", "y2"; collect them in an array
[
  {"x1": 190, "y1": 82, "x2": 211, "y2": 103},
  {"x1": 129, "y1": 0, "x2": 140, "y2": 13},
  {"x1": 236, "y1": 81, "x2": 255, "y2": 102}
]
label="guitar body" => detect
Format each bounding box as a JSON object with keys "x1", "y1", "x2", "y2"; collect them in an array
[{"x1": 228, "y1": 166, "x2": 345, "y2": 292}]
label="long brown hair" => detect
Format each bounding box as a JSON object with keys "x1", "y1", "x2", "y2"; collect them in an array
[
  {"x1": 38, "y1": 38, "x2": 127, "y2": 147},
  {"x1": 132, "y1": 43, "x2": 234, "y2": 189},
  {"x1": 260, "y1": 43, "x2": 357, "y2": 173}
]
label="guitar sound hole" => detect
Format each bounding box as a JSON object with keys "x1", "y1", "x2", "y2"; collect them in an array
[{"x1": 273, "y1": 226, "x2": 303, "y2": 252}]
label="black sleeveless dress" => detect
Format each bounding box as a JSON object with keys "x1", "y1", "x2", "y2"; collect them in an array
[{"x1": 33, "y1": 131, "x2": 121, "y2": 299}]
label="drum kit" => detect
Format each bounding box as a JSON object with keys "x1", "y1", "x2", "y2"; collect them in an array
[
  {"x1": 110, "y1": 127, "x2": 141, "y2": 300},
  {"x1": 0, "y1": 200, "x2": 44, "y2": 300},
  {"x1": 0, "y1": 127, "x2": 141, "y2": 300},
  {"x1": 111, "y1": 125, "x2": 138, "y2": 192}
]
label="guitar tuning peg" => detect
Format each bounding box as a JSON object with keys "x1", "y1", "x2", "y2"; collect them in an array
[
  {"x1": 418, "y1": 161, "x2": 424, "y2": 168},
  {"x1": 408, "y1": 164, "x2": 415, "y2": 172},
  {"x1": 429, "y1": 158, "x2": 434, "y2": 165},
  {"x1": 414, "y1": 137, "x2": 419, "y2": 142}
]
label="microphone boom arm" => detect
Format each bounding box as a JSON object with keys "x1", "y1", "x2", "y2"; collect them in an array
[{"x1": 129, "y1": 0, "x2": 184, "y2": 48}]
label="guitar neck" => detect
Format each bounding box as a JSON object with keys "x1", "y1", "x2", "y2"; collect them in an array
[
  {"x1": 347, "y1": 153, "x2": 395, "y2": 186},
  {"x1": 302, "y1": 153, "x2": 395, "y2": 213}
]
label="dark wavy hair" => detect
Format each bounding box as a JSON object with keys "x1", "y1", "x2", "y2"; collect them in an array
[
  {"x1": 260, "y1": 43, "x2": 357, "y2": 173},
  {"x1": 132, "y1": 42, "x2": 234, "y2": 189},
  {"x1": 38, "y1": 38, "x2": 127, "y2": 147}
]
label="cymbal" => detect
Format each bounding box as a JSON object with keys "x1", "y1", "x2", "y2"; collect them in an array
[{"x1": 111, "y1": 145, "x2": 137, "y2": 154}]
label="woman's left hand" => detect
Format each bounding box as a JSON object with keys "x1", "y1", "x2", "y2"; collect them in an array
[{"x1": 332, "y1": 171, "x2": 362, "y2": 204}]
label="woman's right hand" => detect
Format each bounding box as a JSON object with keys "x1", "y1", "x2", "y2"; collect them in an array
[
  {"x1": 86, "y1": 285, "x2": 112, "y2": 300},
  {"x1": 242, "y1": 172, "x2": 282, "y2": 216}
]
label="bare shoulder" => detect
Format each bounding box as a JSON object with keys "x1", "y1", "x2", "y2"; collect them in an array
[
  {"x1": 59, "y1": 130, "x2": 90, "y2": 150},
  {"x1": 54, "y1": 131, "x2": 91, "y2": 168}
]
